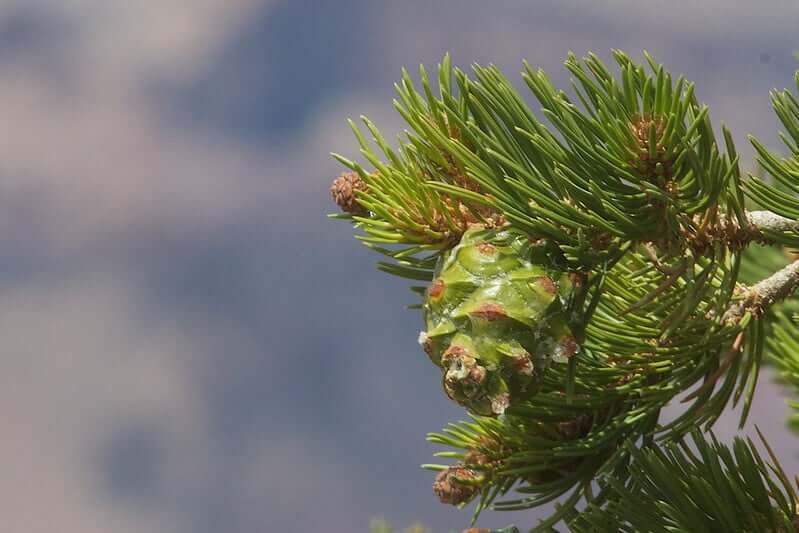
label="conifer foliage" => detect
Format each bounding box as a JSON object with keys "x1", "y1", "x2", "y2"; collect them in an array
[{"x1": 329, "y1": 51, "x2": 799, "y2": 531}]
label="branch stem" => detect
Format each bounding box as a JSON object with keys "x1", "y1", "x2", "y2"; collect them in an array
[
  {"x1": 686, "y1": 210, "x2": 797, "y2": 254},
  {"x1": 746, "y1": 210, "x2": 799, "y2": 234},
  {"x1": 725, "y1": 258, "x2": 799, "y2": 323}
]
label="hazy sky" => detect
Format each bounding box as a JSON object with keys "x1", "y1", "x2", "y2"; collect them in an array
[{"x1": 0, "y1": 1, "x2": 798, "y2": 532}]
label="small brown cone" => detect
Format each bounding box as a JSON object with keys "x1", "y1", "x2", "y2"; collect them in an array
[
  {"x1": 330, "y1": 172, "x2": 369, "y2": 215},
  {"x1": 432, "y1": 465, "x2": 483, "y2": 506}
]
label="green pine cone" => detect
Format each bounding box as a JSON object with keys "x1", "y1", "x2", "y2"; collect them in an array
[{"x1": 420, "y1": 227, "x2": 578, "y2": 416}]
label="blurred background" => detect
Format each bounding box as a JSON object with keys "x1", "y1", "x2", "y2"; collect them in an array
[{"x1": 0, "y1": 1, "x2": 797, "y2": 532}]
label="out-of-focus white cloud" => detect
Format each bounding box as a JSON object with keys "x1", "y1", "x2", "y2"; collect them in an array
[
  {"x1": 0, "y1": 3, "x2": 274, "y2": 532},
  {"x1": 0, "y1": 68, "x2": 269, "y2": 248},
  {"x1": 0, "y1": 267, "x2": 381, "y2": 533},
  {"x1": 0, "y1": 274, "x2": 203, "y2": 533},
  {"x1": 0, "y1": 0, "x2": 265, "y2": 76},
  {"x1": 237, "y1": 435, "x2": 373, "y2": 531},
  {"x1": 497, "y1": 0, "x2": 799, "y2": 38},
  {"x1": 0, "y1": 0, "x2": 275, "y2": 253}
]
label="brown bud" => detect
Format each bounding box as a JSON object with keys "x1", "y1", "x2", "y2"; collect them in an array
[
  {"x1": 433, "y1": 465, "x2": 482, "y2": 505},
  {"x1": 510, "y1": 352, "x2": 534, "y2": 376},
  {"x1": 537, "y1": 276, "x2": 558, "y2": 295},
  {"x1": 458, "y1": 366, "x2": 488, "y2": 400},
  {"x1": 466, "y1": 366, "x2": 487, "y2": 385},
  {"x1": 470, "y1": 302, "x2": 506, "y2": 321},
  {"x1": 490, "y1": 393, "x2": 510, "y2": 415},
  {"x1": 557, "y1": 336, "x2": 579, "y2": 359},
  {"x1": 428, "y1": 278, "x2": 445, "y2": 299},
  {"x1": 330, "y1": 172, "x2": 369, "y2": 215},
  {"x1": 441, "y1": 345, "x2": 475, "y2": 367}
]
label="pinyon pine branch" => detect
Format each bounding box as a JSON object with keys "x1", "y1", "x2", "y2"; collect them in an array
[{"x1": 328, "y1": 50, "x2": 799, "y2": 532}]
